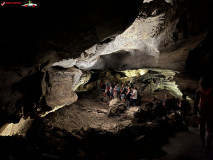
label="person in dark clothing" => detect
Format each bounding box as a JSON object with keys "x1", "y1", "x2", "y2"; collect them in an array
[
  {"x1": 171, "y1": 96, "x2": 180, "y2": 110},
  {"x1": 179, "y1": 94, "x2": 190, "y2": 122},
  {"x1": 112, "y1": 82, "x2": 116, "y2": 89},
  {"x1": 125, "y1": 87, "x2": 132, "y2": 109},
  {"x1": 162, "y1": 94, "x2": 170, "y2": 111},
  {"x1": 101, "y1": 82, "x2": 106, "y2": 96},
  {"x1": 136, "y1": 92, "x2": 142, "y2": 106},
  {"x1": 179, "y1": 94, "x2": 190, "y2": 111},
  {"x1": 162, "y1": 94, "x2": 175, "y2": 115},
  {"x1": 194, "y1": 77, "x2": 213, "y2": 154},
  {"x1": 121, "y1": 84, "x2": 127, "y2": 103}
]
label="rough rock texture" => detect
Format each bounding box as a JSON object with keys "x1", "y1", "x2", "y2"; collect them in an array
[
  {"x1": 43, "y1": 93, "x2": 131, "y2": 134},
  {"x1": 43, "y1": 68, "x2": 78, "y2": 109},
  {"x1": 107, "y1": 98, "x2": 126, "y2": 117},
  {"x1": 0, "y1": 68, "x2": 23, "y2": 123},
  {"x1": 0, "y1": 66, "x2": 45, "y2": 123},
  {"x1": 52, "y1": 0, "x2": 212, "y2": 72},
  {"x1": 0, "y1": 85, "x2": 195, "y2": 160},
  {"x1": 0, "y1": 0, "x2": 213, "y2": 125},
  {"x1": 42, "y1": 89, "x2": 187, "y2": 135},
  {"x1": 0, "y1": 118, "x2": 34, "y2": 136}
]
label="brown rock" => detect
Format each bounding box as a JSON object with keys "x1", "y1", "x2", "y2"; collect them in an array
[{"x1": 43, "y1": 68, "x2": 78, "y2": 109}]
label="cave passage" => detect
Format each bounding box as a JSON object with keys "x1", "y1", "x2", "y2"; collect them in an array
[
  {"x1": 0, "y1": 67, "x2": 195, "y2": 160},
  {"x1": 75, "y1": 68, "x2": 184, "y2": 99},
  {"x1": 1, "y1": 0, "x2": 213, "y2": 159}
]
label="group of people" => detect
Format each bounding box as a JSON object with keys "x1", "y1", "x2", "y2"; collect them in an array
[
  {"x1": 97, "y1": 76, "x2": 213, "y2": 155},
  {"x1": 98, "y1": 81, "x2": 138, "y2": 108},
  {"x1": 162, "y1": 93, "x2": 190, "y2": 117},
  {"x1": 98, "y1": 80, "x2": 192, "y2": 112}
]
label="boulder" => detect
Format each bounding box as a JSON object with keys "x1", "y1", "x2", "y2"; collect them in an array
[
  {"x1": 109, "y1": 98, "x2": 121, "y2": 107},
  {"x1": 107, "y1": 98, "x2": 126, "y2": 117},
  {"x1": 43, "y1": 68, "x2": 78, "y2": 109}
]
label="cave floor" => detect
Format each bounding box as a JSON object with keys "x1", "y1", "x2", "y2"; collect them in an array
[
  {"x1": 1, "y1": 89, "x2": 213, "y2": 160},
  {"x1": 37, "y1": 89, "x2": 213, "y2": 160},
  {"x1": 43, "y1": 90, "x2": 133, "y2": 134},
  {"x1": 1, "y1": 122, "x2": 211, "y2": 160},
  {"x1": 159, "y1": 126, "x2": 213, "y2": 160}
]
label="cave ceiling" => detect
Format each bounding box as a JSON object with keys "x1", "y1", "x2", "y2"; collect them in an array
[
  {"x1": 1, "y1": 0, "x2": 212, "y2": 72},
  {"x1": 50, "y1": 0, "x2": 212, "y2": 73}
]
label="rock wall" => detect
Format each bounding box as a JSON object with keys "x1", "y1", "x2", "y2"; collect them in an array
[{"x1": 43, "y1": 68, "x2": 78, "y2": 109}]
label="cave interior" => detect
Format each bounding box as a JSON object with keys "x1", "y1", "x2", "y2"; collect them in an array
[{"x1": 0, "y1": 0, "x2": 213, "y2": 159}]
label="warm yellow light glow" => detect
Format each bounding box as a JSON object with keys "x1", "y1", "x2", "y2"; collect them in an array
[
  {"x1": 40, "y1": 105, "x2": 65, "y2": 117},
  {"x1": 140, "y1": 69, "x2": 147, "y2": 75},
  {"x1": 121, "y1": 69, "x2": 148, "y2": 77},
  {"x1": 0, "y1": 118, "x2": 34, "y2": 136},
  {"x1": 72, "y1": 72, "x2": 91, "y2": 91}
]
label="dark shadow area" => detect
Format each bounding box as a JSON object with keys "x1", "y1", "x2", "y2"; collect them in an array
[
  {"x1": 0, "y1": 0, "x2": 141, "y2": 67},
  {"x1": 185, "y1": 29, "x2": 213, "y2": 76}
]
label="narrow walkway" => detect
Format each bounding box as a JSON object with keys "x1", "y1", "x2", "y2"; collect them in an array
[{"x1": 159, "y1": 126, "x2": 213, "y2": 160}]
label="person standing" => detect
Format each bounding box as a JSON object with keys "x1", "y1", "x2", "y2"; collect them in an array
[
  {"x1": 126, "y1": 86, "x2": 131, "y2": 109},
  {"x1": 131, "y1": 86, "x2": 137, "y2": 107},
  {"x1": 109, "y1": 84, "x2": 113, "y2": 99},
  {"x1": 121, "y1": 84, "x2": 126, "y2": 103},
  {"x1": 112, "y1": 82, "x2": 116, "y2": 90},
  {"x1": 113, "y1": 85, "x2": 118, "y2": 98},
  {"x1": 163, "y1": 94, "x2": 171, "y2": 112},
  {"x1": 179, "y1": 94, "x2": 190, "y2": 122},
  {"x1": 194, "y1": 76, "x2": 213, "y2": 154},
  {"x1": 99, "y1": 80, "x2": 103, "y2": 93},
  {"x1": 116, "y1": 84, "x2": 120, "y2": 98},
  {"x1": 102, "y1": 82, "x2": 106, "y2": 96}
]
